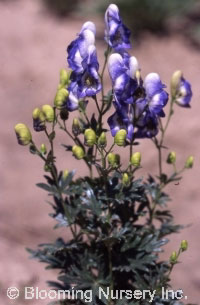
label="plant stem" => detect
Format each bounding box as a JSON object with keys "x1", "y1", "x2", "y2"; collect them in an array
[{"x1": 154, "y1": 98, "x2": 175, "y2": 178}]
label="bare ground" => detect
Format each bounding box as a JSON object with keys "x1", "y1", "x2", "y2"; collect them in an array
[{"x1": 0, "y1": 0, "x2": 200, "y2": 304}]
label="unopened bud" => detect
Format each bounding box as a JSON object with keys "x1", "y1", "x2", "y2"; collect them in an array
[
  {"x1": 63, "y1": 169, "x2": 69, "y2": 180},
  {"x1": 42, "y1": 105, "x2": 55, "y2": 122},
  {"x1": 167, "y1": 151, "x2": 176, "y2": 164},
  {"x1": 84, "y1": 129, "x2": 96, "y2": 147},
  {"x1": 114, "y1": 129, "x2": 127, "y2": 146},
  {"x1": 98, "y1": 132, "x2": 107, "y2": 147},
  {"x1": 32, "y1": 108, "x2": 41, "y2": 120},
  {"x1": 54, "y1": 88, "x2": 69, "y2": 109},
  {"x1": 40, "y1": 144, "x2": 47, "y2": 155},
  {"x1": 131, "y1": 152, "x2": 141, "y2": 167},
  {"x1": 15, "y1": 123, "x2": 32, "y2": 146},
  {"x1": 122, "y1": 173, "x2": 130, "y2": 186},
  {"x1": 185, "y1": 156, "x2": 194, "y2": 169},
  {"x1": 59, "y1": 69, "x2": 71, "y2": 87},
  {"x1": 32, "y1": 107, "x2": 45, "y2": 131},
  {"x1": 108, "y1": 153, "x2": 120, "y2": 168},
  {"x1": 170, "y1": 70, "x2": 183, "y2": 98},
  {"x1": 72, "y1": 118, "x2": 81, "y2": 136},
  {"x1": 180, "y1": 240, "x2": 188, "y2": 252},
  {"x1": 170, "y1": 251, "x2": 178, "y2": 264},
  {"x1": 72, "y1": 145, "x2": 85, "y2": 160}
]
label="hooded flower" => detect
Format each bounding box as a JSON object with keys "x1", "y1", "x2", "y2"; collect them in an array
[
  {"x1": 108, "y1": 53, "x2": 139, "y2": 105},
  {"x1": 77, "y1": 45, "x2": 101, "y2": 97},
  {"x1": 134, "y1": 110, "x2": 159, "y2": 138},
  {"x1": 67, "y1": 21, "x2": 96, "y2": 74},
  {"x1": 175, "y1": 77, "x2": 192, "y2": 107},
  {"x1": 108, "y1": 109, "x2": 134, "y2": 141},
  {"x1": 144, "y1": 73, "x2": 168, "y2": 117},
  {"x1": 66, "y1": 22, "x2": 101, "y2": 111},
  {"x1": 105, "y1": 4, "x2": 131, "y2": 50},
  {"x1": 108, "y1": 96, "x2": 151, "y2": 141}
]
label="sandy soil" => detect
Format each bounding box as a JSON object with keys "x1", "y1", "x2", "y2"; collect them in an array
[{"x1": 0, "y1": 0, "x2": 200, "y2": 304}]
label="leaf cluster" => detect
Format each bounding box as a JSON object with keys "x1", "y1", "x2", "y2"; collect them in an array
[{"x1": 28, "y1": 171, "x2": 185, "y2": 305}]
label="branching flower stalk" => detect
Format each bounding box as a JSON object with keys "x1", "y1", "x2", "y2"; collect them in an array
[{"x1": 14, "y1": 4, "x2": 194, "y2": 305}]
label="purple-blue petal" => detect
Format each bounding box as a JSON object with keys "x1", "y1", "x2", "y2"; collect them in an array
[
  {"x1": 176, "y1": 78, "x2": 192, "y2": 107},
  {"x1": 105, "y1": 4, "x2": 131, "y2": 51}
]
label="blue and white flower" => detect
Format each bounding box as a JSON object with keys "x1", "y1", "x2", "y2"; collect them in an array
[
  {"x1": 66, "y1": 22, "x2": 101, "y2": 111},
  {"x1": 135, "y1": 110, "x2": 159, "y2": 138},
  {"x1": 67, "y1": 21, "x2": 96, "y2": 74},
  {"x1": 105, "y1": 4, "x2": 131, "y2": 50},
  {"x1": 175, "y1": 77, "x2": 192, "y2": 107},
  {"x1": 108, "y1": 53, "x2": 139, "y2": 105},
  {"x1": 107, "y1": 108, "x2": 134, "y2": 141},
  {"x1": 77, "y1": 45, "x2": 101, "y2": 97},
  {"x1": 144, "y1": 73, "x2": 168, "y2": 117}
]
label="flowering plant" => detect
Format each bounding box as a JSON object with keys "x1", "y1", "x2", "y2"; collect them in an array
[{"x1": 15, "y1": 4, "x2": 193, "y2": 305}]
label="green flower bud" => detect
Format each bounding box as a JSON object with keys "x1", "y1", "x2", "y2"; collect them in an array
[
  {"x1": 60, "y1": 108, "x2": 69, "y2": 121},
  {"x1": 72, "y1": 118, "x2": 81, "y2": 136},
  {"x1": 32, "y1": 107, "x2": 45, "y2": 122},
  {"x1": 32, "y1": 108, "x2": 41, "y2": 120},
  {"x1": 130, "y1": 152, "x2": 141, "y2": 167},
  {"x1": 108, "y1": 153, "x2": 115, "y2": 167},
  {"x1": 180, "y1": 240, "x2": 188, "y2": 252},
  {"x1": 170, "y1": 70, "x2": 182, "y2": 98},
  {"x1": 59, "y1": 69, "x2": 70, "y2": 87},
  {"x1": 84, "y1": 129, "x2": 96, "y2": 147},
  {"x1": 40, "y1": 144, "x2": 47, "y2": 155},
  {"x1": 98, "y1": 132, "x2": 107, "y2": 147},
  {"x1": 72, "y1": 145, "x2": 85, "y2": 160},
  {"x1": 167, "y1": 151, "x2": 176, "y2": 164},
  {"x1": 54, "y1": 88, "x2": 69, "y2": 110},
  {"x1": 42, "y1": 105, "x2": 55, "y2": 122},
  {"x1": 108, "y1": 153, "x2": 120, "y2": 168},
  {"x1": 114, "y1": 129, "x2": 127, "y2": 146},
  {"x1": 32, "y1": 107, "x2": 46, "y2": 131},
  {"x1": 185, "y1": 156, "x2": 194, "y2": 169},
  {"x1": 122, "y1": 173, "x2": 130, "y2": 186},
  {"x1": 170, "y1": 251, "x2": 178, "y2": 264},
  {"x1": 15, "y1": 123, "x2": 32, "y2": 146},
  {"x1": 63, "y1": 169, "x2": 69, "y2": 180}
]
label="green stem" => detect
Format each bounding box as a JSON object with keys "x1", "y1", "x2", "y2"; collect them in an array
[
  {"x1": 94, "y1": 95, "x2": 101, "y2": 115},
  {"x1": 97, "y1": 46, "x2": 111, "y2": 133},
  {"x1": 155, "y1": 98, "x2": 175, "y2": 178},
  {"x1": 44, "y1": 126, "x2": 77, "y2": 239}
]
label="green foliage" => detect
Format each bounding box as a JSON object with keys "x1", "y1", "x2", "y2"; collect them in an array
[{"x1": 27, "y1": 167, "x2": 185, "y2": 304}]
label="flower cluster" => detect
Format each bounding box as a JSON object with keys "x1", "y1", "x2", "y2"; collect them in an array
[
  {"x1": 14, "y1": 4, "x2": 193, "y2": 147},
  {"x1": 105, "y1": 4, "x2": 169, "y2": 140},
  {"x1": 63, "y1": 3, "x2": 192, "y2": 140}
]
